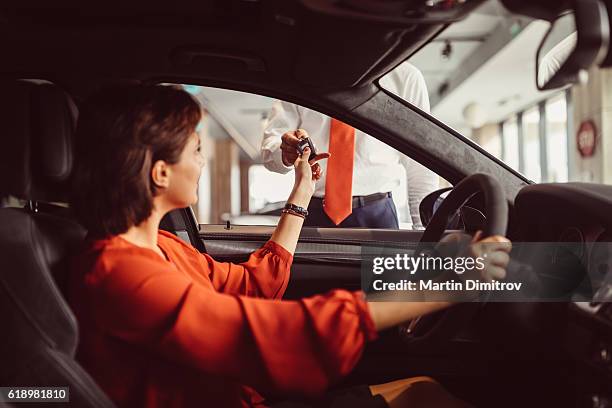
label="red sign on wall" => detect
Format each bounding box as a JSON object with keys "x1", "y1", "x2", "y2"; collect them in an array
[{"x1": 577, "y1": 120, "x2": 597, "y2": 158}]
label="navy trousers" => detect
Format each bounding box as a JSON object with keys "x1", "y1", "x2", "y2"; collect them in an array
[{"x1": 304, "y1": 195, "x2": 399, "y2": 229}]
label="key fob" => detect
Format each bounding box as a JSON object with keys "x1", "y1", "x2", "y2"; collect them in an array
[{"x1": 296, "y1": 137, "x2": 318, "y2": 161}]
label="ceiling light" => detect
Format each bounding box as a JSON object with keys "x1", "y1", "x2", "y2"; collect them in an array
[
  {"x1": 441, "y1": 40, "x2": 452, "y2": 59},
  {"x1": 462, "y1": 102, "x2": 487, "y2": 128}
]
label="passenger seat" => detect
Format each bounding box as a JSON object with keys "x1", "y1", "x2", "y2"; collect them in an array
[{"x1": 0, "y1": 80, "x2": 115, "y2": 407}]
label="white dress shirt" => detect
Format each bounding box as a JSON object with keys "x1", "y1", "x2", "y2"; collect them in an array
[{"x1": 260, "y1": 61, "x2": 439, "y2": 228}]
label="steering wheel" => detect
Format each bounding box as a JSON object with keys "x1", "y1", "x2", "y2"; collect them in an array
[{"x1": 399, "y1": 173, "x2": 508, "y2": 346}]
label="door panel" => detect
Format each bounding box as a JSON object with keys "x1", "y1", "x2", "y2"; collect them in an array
[
  {"x1": 199, "y1": 224, "x2": 423, "y2": 297},
  {"x1": 199, "y1": 224, "x2": 427, "y2": 247}
]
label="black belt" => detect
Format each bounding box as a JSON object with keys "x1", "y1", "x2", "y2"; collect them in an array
[{"x1": 310, "y1": 192, "x2": 392, "y2": 209}]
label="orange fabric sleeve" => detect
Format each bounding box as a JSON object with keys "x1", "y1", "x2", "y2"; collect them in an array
[
  {"x1": 197, "y1": 240, "x2": 293, "y2": 299},
  {"x1": 87, "y1": 252, "x2": 378, "y2": 397}
]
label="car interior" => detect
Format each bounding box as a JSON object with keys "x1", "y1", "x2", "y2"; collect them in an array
[{"x1": 1, "y1": 1, "x2": 611, "y2": 407}]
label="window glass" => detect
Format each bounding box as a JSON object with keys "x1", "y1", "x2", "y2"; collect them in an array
[
  {"x1": 472, "y1": 124, "x2": 502, "y2": 159},
  {"x1": 522, "y1": 107, "x2": 541, "y2": 182},
  {"x1": 181, "y1": 85, "x2": 446, "y2": 230},
  {"x1": 502, "y1": 117, "x2": 519, "y2": 170},
  {"x1": 545, "y1": 94, "x2": 568, "y2": 182},
  {"x1": 248, "y1": 165, "x2": 293, "y2": 214},
  {"x1": 379, "y1": 3, "x2": 588, "y2": 184}
]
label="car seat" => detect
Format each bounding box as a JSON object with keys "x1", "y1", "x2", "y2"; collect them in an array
[{"x1": 0, "y1": 80, "x2": 115, "y2": 408}]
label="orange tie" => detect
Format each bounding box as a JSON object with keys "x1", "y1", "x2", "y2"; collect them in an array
[{"x1": 324, "y1": 118, "x2": 355, "y2": 225}]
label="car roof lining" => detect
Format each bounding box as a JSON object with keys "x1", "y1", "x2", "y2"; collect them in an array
[
  {"x1": 0, "y1": 0, "x2": 529, "y2": 200},
  {"x1": 0, "y1": 1, "x2": 484, "y2": 92}
]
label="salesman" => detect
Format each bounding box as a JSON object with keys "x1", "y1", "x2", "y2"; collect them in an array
[{"x1": 261, "y1": 61, "x2": 439, "y2": 229}]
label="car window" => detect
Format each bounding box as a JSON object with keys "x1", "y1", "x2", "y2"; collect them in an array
[
  {"x1": 381, "y1": 2, "x2": 600, "y2": 184},
  {"x1": 177, "y1": 85, "x2": 449, "y2": 230}
]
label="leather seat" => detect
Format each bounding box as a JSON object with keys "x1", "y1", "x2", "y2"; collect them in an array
[{"x1": 0, "y1": 80, "x2": 115, "y2": 408}]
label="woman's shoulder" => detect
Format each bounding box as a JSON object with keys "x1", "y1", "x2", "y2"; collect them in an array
[
  {"x1": 74, "y1": 235, "x2": 167, "y2": 286},
  {"x1": 158, "y1": 230, "x2": 199, "y2": 254}
]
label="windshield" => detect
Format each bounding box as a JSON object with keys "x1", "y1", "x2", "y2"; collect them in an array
[{"x1": 381, "y1": 0, "x2": 606, "y2": 184}]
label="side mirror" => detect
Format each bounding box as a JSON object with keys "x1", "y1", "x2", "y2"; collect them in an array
[
  {"x1": 419, "y1": 188, "x2": 486, "y2": 232},
  {"x1": 536, "y1": 0, "x2": 609, "y2": 90},
  {"x1": 419, "y1": 187, "x2": 452, "y2": 228}
]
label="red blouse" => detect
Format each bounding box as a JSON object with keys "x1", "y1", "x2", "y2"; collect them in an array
[{"x1": 68, "y1": 230, "x2": 378, "y2": 408}]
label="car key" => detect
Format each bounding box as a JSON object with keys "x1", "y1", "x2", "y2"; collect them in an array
[{"x1": 296, "y1": 137, "x2": 318, "y2": 161}]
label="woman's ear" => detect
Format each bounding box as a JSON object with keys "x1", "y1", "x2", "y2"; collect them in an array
[{"x1": 151, "y1": 160, "x2": 170, "y2": 189}]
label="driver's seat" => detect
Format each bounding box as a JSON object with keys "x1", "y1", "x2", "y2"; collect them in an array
[{"x1": 0, "y1": 80, "x2": 115, "y2": 407}]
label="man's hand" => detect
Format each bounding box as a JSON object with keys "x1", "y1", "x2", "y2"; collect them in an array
[{"x1": 281, "y1": 129, "x2": 306, "y2": 166}]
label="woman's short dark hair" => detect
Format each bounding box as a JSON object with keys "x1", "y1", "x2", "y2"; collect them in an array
[{"x1": 71, "y1": 85, "x2": 202, "y2": 238}]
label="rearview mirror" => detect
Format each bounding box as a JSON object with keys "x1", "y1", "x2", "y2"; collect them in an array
[{"x1": 536, "y1": 0, "x2": 609, "y2": 90}]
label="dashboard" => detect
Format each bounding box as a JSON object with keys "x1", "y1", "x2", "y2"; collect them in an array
[
  {"x1": 512, "y1": 183, "x2": 612, "y2": 403},
  {"x1": 514, "y1": 182, "x2": 612, "y2": 304}
]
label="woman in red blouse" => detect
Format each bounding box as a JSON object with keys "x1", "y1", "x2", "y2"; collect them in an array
[{"x1": 68, "y1": 85, "x2": 511, "y2": 408}]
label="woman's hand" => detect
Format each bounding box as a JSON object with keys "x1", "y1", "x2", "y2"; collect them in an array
[
  {"x1": 293, "y1": 147, "x2": 329, "y2": 195},
  {"x1": 269, "y1": 130, "x2": 329, "y2": 255},
  {"x1": 289, "y1": 130, "x2": 329, "y2": 206},
  {"x1": 438, "y1": 231, "x2": 511, "y2": 282},
  {"x1": 466, "y1": 231, "x2": 512, "y2": 281}
]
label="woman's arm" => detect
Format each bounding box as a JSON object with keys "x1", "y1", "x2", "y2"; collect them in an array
[
  {"x1": 89, "y1": 254, "x2": 376, "y2": 396},
  {"x1": 191, "y1": 141, "x2": 326, "y2": 299},
  {"x1": 268, "y1": 188, "x2": 310, "y2": 255},
  {"x1": 269, "y1": 135, "x2": 329, "y2": 254},
  {"x1": 367, "y1": 234, "x2": 512, "y2": 331},
  {"x1": 368, "y1": 301, "x2": 451, "y2": 331}
]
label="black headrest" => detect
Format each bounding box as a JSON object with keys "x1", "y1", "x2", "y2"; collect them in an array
[{"x1": 0, "y1": 80, "x2": 77, "y2": 203}]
